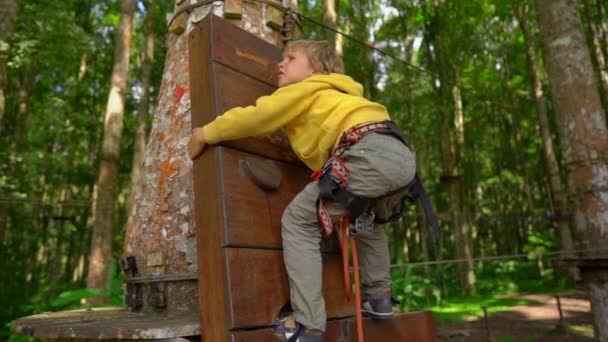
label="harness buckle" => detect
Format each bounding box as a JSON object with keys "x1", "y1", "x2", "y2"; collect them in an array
[{"x1": 351, "y1": 207, "x2": 376, "y2": 234}]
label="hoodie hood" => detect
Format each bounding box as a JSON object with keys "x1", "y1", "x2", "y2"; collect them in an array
[{"x1": 304, "y1": 73, "x2": 364, "y2": 97}]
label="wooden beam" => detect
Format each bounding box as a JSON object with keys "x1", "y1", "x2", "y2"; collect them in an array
[
  {"x1": 189, "y1": 16, "x2": 231, "y2": 342},
  {"x1": 224, "y1": 0, "x2": 243, "y2": 19},
  {"x1": 266, "y1": 6, "x2": 284, "y2": 31}
]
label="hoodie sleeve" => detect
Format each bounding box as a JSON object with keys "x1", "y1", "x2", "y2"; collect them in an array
[{"x1": 202, "y1": 81, "x2": 321, "y2": 144}]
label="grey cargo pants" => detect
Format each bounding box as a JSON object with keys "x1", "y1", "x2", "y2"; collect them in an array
[{"x1": 281, "y1": 132, "x2": 416, "y2": 331}]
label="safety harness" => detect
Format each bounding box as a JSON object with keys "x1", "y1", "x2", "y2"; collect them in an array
[
  {"x1": 310, "y1": 121, "x2": 440, "y2": 342},
  {"x1": 312, "y1": 120, "x2": 440, "y2": 242}
]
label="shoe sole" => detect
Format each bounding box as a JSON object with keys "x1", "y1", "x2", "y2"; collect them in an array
[{"x1": 361, "y1": 309, "x2": 394, "y2": 320}]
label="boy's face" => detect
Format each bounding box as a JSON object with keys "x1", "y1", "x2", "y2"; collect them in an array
[{"x1": 278, "y1": 48, "x2": 316, "y2": 87}]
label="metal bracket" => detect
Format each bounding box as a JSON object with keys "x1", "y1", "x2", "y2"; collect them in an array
[{"x1": 120, "y1": 256, "x2": 143, "y2": 310}]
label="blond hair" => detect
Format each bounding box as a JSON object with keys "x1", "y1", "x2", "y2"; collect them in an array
[{"x1": 285, "y1": 40, "x2": 344, "y2": 74}]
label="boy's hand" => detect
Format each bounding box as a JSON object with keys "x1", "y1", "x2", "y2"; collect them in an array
[{"x1": 188, "y1": 127, "x2": 207, "y2": 160}]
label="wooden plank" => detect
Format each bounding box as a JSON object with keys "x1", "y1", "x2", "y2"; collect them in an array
[
  {"x1": 212, "y1": 60, "x2": 301, "y2": 165},
  {"x1": 189, "y1": 15, "x2": 231, "y2": 342},
  {"x1": 228, "y1": 311, "x2": 439, "y2": 341},
  {"x1": 210, "y1": 14, "x2": 282, "y2": 87},
  {"x1": 218, "y1": 147, "x2": 340, "y2": 252},
  {"x1": 225, "y1": 248, "x2": 355, "y2": 329},
  {"x1": 11, "y1": 307, "x2": 199, "y2": 339},
  {"x1": 360, "y1": 310, "x2": 439, "y2": 341}
]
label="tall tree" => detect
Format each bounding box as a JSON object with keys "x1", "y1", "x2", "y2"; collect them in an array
[
  {"x1": 582, "y1": 0, "x2": 608, "y2": 110},
  {"x1": 322, "y1": 0, "x2": 341, "y2": 56},
  {"x1": 129, "y1": 0, "x2": 156, "y2": 203},
  {"x1": 0, "y1": 0, "x2": 18, "y2": 130},
  {"x1": 597, "y1": 1, "x2": 608, "y2": 60},
  {"x1": 87, "y1": 0, "x2": 136, "y2": 303},
  {"x1": 513, "y1": 1, "x2": 579, "y2": 280},
  {"x1": 535, "y1": 0, "x2": 608, "y2": 338},
  {"x1": 0, "y1": 0, "x2": 19, "y2": 245},
  {"x1": 423, "y1": 0, "x2": 475, "y2": 296}
]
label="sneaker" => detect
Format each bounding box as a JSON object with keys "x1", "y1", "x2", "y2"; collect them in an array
[
  {"x1": 274, "y1": 315, "x2": 325, "y2": 342},
  {"x1": 361, "y1": 292, "x2": 396, "y2": 320}
]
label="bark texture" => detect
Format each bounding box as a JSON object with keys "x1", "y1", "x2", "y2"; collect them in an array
[
  {"x1": 535, "y1": 0, "x2": 608, "y2": 339},
  {"x1": 123, "y1": 1, "x2": 284, "y2": 315},
  {"x1": 514, "y1": 3, "x2": 578, "y2": 280},
  {"x1": 87, "y1": 0, "x2": 136, "y2": 302}
]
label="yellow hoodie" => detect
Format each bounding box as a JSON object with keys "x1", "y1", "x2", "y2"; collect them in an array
[{"x1": 203, "y1": 73, "x2": 390, "y2": 170}]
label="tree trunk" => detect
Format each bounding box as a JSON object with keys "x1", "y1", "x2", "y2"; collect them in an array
[
  {"x1": 1, "y1": 65, "x2": 34, "y2": 248},
  {"x1": 322, "y1": 0, "x2": 342, "y2": 56},
  {"x1": 129, "y1": 1, "x2": 156, "y2": 205},
  {"x1": 514, "y1": 2, "x2": 579, "y2": 280},
  {"x1": 597, "y1": 1, "x2": 608, "y2": 61},
  {"x1": 86, "y1": 0, "x2": 136, "y2": 304},
  {"x1": 535, "y1": 0, "x2": 608, "y2": 339},
  {"x1": 452, "y1": 81, "x2": 475, "y2": 294},
  {"x1": 424, "y1": 0, "x2": 474, "y2": 295},
  {"x1": 124, "y1": 0, "x2": 287, "y2": 316},
  {"x1": 0, "y1": 0, "x2": 18, "y2": 130},
  {"x1": 582, "y1": 0, "x2": 608, "y2": 111}
]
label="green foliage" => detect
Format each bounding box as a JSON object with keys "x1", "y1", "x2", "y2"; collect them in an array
[
  {"x1": 392, "y1": 266, "x2": 442, "y2": 309},
  {"x1": 48, "y1": 288, "x2": 102, "y2": 310},
  {"x1": 498, "y1": 338, "x2": 530, "y2": 342},
  {"x1": 0, "y1": 0, "x2": 171, "y2": 340}
]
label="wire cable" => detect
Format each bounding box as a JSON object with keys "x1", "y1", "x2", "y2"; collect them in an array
[
  {"x1": 389, "y1": 247, "x2": 608, "y2": 269},
  {"x1": 291, "y1": 9, "x2": 436, "y2": 78}
]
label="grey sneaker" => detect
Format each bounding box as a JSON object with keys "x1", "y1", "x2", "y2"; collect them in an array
[
  {"x1": 274, "y1": 316, "x2": 325, "y2": 342},
  {"x1": 361, "y1": 294, "x2": 395, "y2": 320}
]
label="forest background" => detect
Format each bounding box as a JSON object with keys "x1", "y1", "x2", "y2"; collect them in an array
[{"x1": 1, "y1": 0, "x2": 608, "y2": 340}]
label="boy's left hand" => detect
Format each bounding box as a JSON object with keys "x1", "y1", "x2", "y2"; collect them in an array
[{"x1": 188, "y1": 127, "x2": 207, "y2": 160}]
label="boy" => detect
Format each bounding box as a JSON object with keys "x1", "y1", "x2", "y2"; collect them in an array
[{"x1": 188, "y1": 40, "x2": 416, "y2": 341}]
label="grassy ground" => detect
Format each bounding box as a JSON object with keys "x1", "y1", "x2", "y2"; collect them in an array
[
  {"x1": 429, "y1": 295, "x2": 542, "y2": 323},
  {"x1": 433, "y1": 291, "x2": 594, "y2": 341}
]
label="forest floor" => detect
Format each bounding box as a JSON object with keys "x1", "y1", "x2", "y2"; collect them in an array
[{"x1": 436, "y1": 291, "x2": 594, "y2": 342}]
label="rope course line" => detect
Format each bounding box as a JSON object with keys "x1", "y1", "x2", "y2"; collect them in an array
[
  {"x1": 291, "y1": 9, "x2": 436, "y2": 78},
  {"x1": 389, "y1": 247, "x2": 608, "y2": 269},
  {"x1": 0, "y1": 198, "x2": 91, "y2": 206}
]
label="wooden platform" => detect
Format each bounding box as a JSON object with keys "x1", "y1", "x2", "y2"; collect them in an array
[
  {"x1": 10, "y1": 307, "x2": 199, "y2": 340},
  {"x1": 11, "y1": 307, "x2": 437, "y2": 341}
]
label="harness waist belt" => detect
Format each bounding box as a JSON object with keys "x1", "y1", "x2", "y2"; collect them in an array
[{"x1": 313, "y1": 121, "x2": 440, "y2": 246}]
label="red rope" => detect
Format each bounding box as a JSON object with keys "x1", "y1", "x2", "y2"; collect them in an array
[
  {"x1": 351, "y1": 234, "x2": 364, "y2": 342},
  {"x1": 341, "y1": 216, "x2": 352, "y2": 301},
  {"x1": 339, "y1": 215, "x2": 365, "y2": 342}
]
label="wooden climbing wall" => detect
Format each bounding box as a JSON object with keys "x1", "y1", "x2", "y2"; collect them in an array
[{"x1": 189, "y1": 13, "x2": 438, "y2": 342}]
